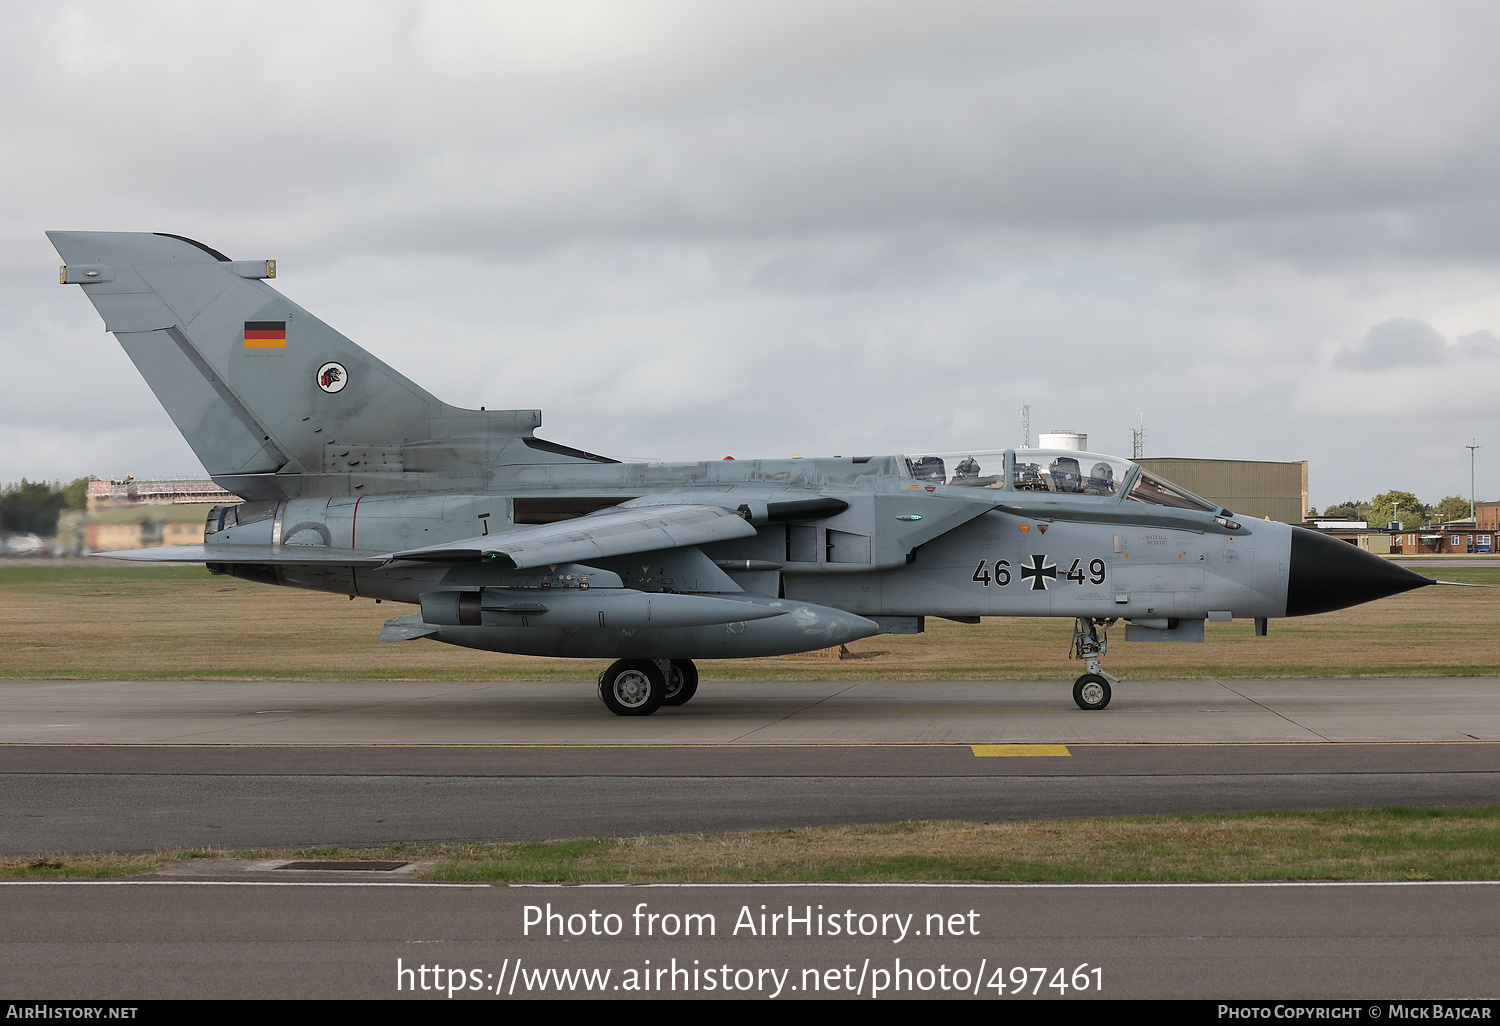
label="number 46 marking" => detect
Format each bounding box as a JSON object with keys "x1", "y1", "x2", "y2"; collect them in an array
[
  {"x1": 971, "y1": 559, "x2": 1011, "y2": 587},
  {"x1": 973, "y1": 558, "x2": 1105, "y2": 586}
]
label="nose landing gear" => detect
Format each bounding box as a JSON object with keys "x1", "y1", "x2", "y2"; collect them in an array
[{"x1": 1069, "y1": 617, "x2": 1120, "y2": 710}]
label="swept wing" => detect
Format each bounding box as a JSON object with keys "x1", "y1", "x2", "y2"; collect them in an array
[{"x1": 390, "y1": 503, "x2": 758, "y2": 568}]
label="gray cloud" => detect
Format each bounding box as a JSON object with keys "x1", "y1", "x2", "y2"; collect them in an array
[
  {"x1": 6, "y1": 2, "x2": 1500, "y2": 260},
  {"x1": 1455, "y1": 330, "x2": 1500, "y2": 359},
  {"x1": 1334, "y1": 318, "x2": 1447, "y2": 370},
  {"x1": 1334, "y1": 318, "x2": 1500, "y2": 371}
]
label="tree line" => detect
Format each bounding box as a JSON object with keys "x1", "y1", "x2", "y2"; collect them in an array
[
  {"x1": 1316, "y1": 491, "x2": 1476, "y2": 531},
  {"x1": 0, "y1": 479, "x2": 91, "y2": 536}
]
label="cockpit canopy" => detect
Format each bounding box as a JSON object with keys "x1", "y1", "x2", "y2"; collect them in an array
[{"x1": 901, "y1": 449, "x2": 1221, "y2": 512}]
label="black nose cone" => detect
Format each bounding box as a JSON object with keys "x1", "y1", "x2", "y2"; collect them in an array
[{"x1": 1286, "y1": 526, "x2": 1433, "y2": 616}]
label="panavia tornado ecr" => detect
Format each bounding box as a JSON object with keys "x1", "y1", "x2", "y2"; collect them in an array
[{"x1": 50, "y1": 231, "x2": 1440, "y2": 715}]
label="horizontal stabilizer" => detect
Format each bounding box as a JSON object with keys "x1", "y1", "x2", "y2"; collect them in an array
[{"x1": 393, "y1": 503, "x2": 757, "y2": 569}]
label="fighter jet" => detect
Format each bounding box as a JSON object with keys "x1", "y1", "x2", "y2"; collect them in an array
[{"x1": 49, "y1": 231, "x2": 1438, "y2": 715}]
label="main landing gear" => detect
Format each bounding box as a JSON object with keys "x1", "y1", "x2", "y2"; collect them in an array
[
  {"x1": 1068, "y1": 617, "x2": 1120, "y2": 711},
  {"x1": 597, "y1": 658, "x2": 698, "y2": 716},
  {"x1": 663, "y1": 659, "x2": 699, "y2": 706}
]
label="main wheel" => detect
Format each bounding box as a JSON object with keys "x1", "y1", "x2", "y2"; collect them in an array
[
  {"x1": 1073, "y1": 673, "x2": 1112, "y2": 710},
  {"x1": 598, "y1": 659, "x2": 666, "y2": 716},
  {"x1": 662, "y1": 659, "x2": 699, "y2": 706}
]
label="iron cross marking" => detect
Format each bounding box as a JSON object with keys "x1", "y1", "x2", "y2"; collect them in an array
[{"x1": 1020, "y1": 553, "x2": 1057, "y2": 591}]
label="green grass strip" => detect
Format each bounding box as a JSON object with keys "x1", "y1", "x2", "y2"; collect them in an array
[{"x1": 2, "y1": 807, "x2": 1497, "y2": 882}]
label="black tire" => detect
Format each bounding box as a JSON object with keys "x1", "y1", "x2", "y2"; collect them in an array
[
  {"x1": 1073, "y1": 673, "x2": 1112, "y2": 710},
  {"x1": 662, "y1": 659, "x2": 699, "y2": 706},
  {"x1": 598, "y1": 659, "x2": 666, "y2": 716}
]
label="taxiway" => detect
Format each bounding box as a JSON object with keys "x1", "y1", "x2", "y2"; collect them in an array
[{"x1": 1, "y1": 676, "x2": 1496, "y2": 853}]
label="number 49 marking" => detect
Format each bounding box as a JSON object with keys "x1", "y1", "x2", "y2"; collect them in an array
[{"x1": 1067, "y1": 558, "x2": 1108, "y2": 585}]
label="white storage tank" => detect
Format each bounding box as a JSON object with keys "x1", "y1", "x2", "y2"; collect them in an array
[{"x1": 1037, "y1": 431, "x2": 1087, "y2": 451}]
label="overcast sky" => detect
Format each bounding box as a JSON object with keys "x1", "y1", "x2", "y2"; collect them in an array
[{"x1": 4, "y1": 1, "x2": 1498, "y2": 509}]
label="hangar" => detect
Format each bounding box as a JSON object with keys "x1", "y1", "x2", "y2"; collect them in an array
[{"x1": 1136, "y1": 458, "x2": 1308, "y2": 524}]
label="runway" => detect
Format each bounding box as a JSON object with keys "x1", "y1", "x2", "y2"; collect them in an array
[
  {"x1": 5, "y1": 676, "x2": 1499, "y2": 745},
  {"x1": 1, "y1": 677, "x2": 1496, "y2": 854}
]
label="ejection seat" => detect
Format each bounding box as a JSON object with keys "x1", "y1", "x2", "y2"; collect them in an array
[{"x1": 1049, "y1": 457, "x2": 1083, "y2": 493}]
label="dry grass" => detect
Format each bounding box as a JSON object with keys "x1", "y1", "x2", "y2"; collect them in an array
[
  {"x1": 0, "y1": 850, "x2": 194, "y2": 879},
  {"x1": 5, "y1": 561, "x2": 1494, "y2": 681},
  {"x1": 0, "y1": 562, "x2": 1495, "y2": 681}
]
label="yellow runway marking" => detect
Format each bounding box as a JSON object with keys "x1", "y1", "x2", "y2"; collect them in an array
[{"x1": 971, "y1": 744, "x2": 1072, "y2": 757}]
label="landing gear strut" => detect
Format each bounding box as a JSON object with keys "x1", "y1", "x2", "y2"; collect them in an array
[
  {"x1": 1068, "y1": 617, "x2": 1120, "y2": 710},
  {"x1": 663, "y1": 659, "x2": 699, "y2": 706}
]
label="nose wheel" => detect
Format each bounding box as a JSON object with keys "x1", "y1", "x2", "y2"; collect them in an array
[
  {"x1": 1068, "y1": 618, "x2": 1120, "y2": 710},
  {"x1": 1072, "y1": 673, "x2": 1112, "y2": 710}
]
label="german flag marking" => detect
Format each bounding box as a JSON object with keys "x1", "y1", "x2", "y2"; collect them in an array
[{"x1": 244, "y1": 320, "x2": 286, "y2": 349}]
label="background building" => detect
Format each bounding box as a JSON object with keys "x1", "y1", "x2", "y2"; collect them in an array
[
  {"x1": 1388, "y1": 527, "x2": 1493, "y2": 554},
  {"x1": 1477, "y1": 501, "x2": 1500, "y2": 532},
  {"x1": 52, "y1": 479, "x2": 243, "y2": 555},
  {"x1": 80, "y1": 503, "x2": 224, "y2": 553},
  {"x1": 1137, "y1": 458, "x2": 1308, "y2": 524},
  {"x1": 86, "y1": 478, "x2": 238, "y2": 512}
]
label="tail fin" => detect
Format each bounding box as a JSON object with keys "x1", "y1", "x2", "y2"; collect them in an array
[{"x1": 49, "y1": 231, "x2": 542, "y2": 497}]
